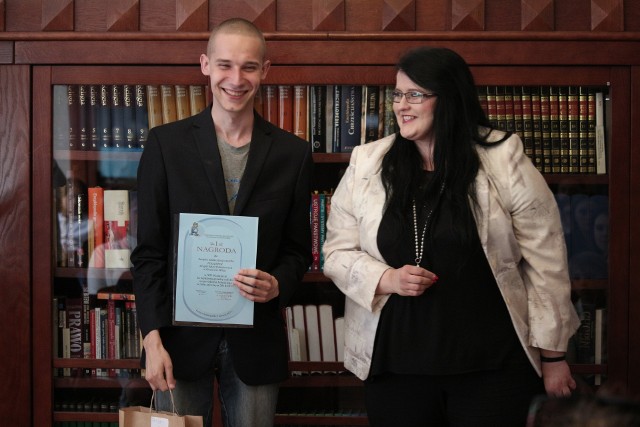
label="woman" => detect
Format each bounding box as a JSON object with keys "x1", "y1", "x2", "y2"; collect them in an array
[{"x1": 322, "y1": 47, "x2": 580, "y2": 427}]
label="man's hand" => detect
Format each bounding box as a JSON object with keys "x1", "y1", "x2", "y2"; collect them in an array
[
  {"x1": 542, "y1": 360, "x2": 576, "y2": 397},
  {"x1": 143, "y1": 330, "x2": 175, "y2": 391},
  {"x1": 234, "y1": 268, "x2": 279, "y2": 302}
]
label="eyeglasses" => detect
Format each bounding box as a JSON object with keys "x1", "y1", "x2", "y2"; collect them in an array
[{"x1": 391, "y1": 90, "x2": 438, "y2": 104}]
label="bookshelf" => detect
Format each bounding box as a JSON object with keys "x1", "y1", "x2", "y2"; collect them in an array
[{"x1": 0, "y1": 2, "x2": 637, "y2": 426}]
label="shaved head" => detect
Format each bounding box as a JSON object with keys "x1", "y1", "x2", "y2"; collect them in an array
[{"x1": 207, "y1": 18, "x2": 267, "y2": 60}]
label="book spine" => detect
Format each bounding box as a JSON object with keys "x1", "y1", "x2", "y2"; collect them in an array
[
  {"x1": 485, "y1": 85, "x2": 497, "y2": 128},
  {"x1": 88, "y1": 85, "x2": 100, "y2": 150},
  {"x1": 521, "y1": 86, "x2": 534, "y2": 161},
  {"x1": 146, "y1": 84, "x2": 163, "y2": 130},
  {"x1": 310, "y1": 85, "x2": 326, "y2": 152},
  {"x1": 66, "y1": 297, "x2": 83, "y2": 377},
  {"x1": 103, "y1": 189, "x2": 131, "y2": 269},
  {"x1": 364, "y1": 85, "x2": 381, "y2": 143},
  {"x1": 293, "y1": 85, "x2": 308, "y2": 140},
  {"x1": 332, "y1": 85, "x2": 341, "y2": 152},
  {"x1": 539, "y1": 85, "x2": 552, "y2": 174},
  {"x1": 595, "y1": 91, "x2": 606, "y2": 174},
  {"x1": 98, "y1": 84, "x2": 112, "y2": 149},
  {"x1": 160, "y1": 84, "x2": 177, "y2": 124},
  {"x1": 82, "y1": 286, "x2": 92, "y2": 376},
  {"x1": 53, "y1": 85, "x2": 70, "y2": 149},
  {"x1": 262, "y1": 85, "x2": 278, "y2": 126},
  {"x1": 382, "y1": 85, "x2": 396, "y2": 137},
  {"x1": 189, "y1": 85, "x2": 207, "y2": 116},
  {"x1": 549, "y1": 86, "x2": 561, "y2": 173},
  {"x1": 495, "y1": 85, "x2": 507, "y2": 131},
  {"x1": 78, "y1": 84, "x2": 90, "y2": 150},
  {"x1": 530, "y1": 85, "x2": 543, "y2": 171},
  {"x1": 278, "y1": 85, "x2": 293, "y2": 133},
  {"x1": 504, "y1": 85, "x2": 515, "y2": 132},
  {"x1": 67, "y1": 85, "x2": 79, "y2": 150},
  {"x1": 587, "y1": 87, "x2": 597, "y2": 174},
  {"x1": 339, "y1": 85, "x2": 362, "y2": 153},
  {"x1": 122, "y1": 84, "x2": 137, "y2": 149},
  {"x1": 175, "y1": 84, "x2": 191, "y2": 120},
  {"x1": 558, "y1": 86, "x2": 570, "y2": 173},
  {"x1": 512, "y1": 86, "x2": 523, "y2": 139},
  {"x1": 310, "y1": 192, "x2": 320, "y2": 271},
  {"x1": 568, "y1": 86, "x2": 580, "y2": 173},
  {"x1": 135, "y1": 85, "x2": 148, "y2": 149},
  {"x1": 111, "y1": 85, "x2": 125, "y2": 149},
  {"x1": 88, "y1": 187, "x2": 105, "y2": 268}
]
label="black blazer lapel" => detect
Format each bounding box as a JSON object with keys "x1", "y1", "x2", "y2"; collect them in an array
[
  {"x1": 233, "y1": 113, "x2": 273, "y2": 215},
  {"x1": 191, "y1": 107, "x2": 230, "y2": 215}
]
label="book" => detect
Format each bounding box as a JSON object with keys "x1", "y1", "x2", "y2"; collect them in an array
[
  {"x1": 291, "y1": 304, "x2": 308, "y2": 363},
  {"x1": 485, "y1": 85, "x2": 497, "y2": 128},
  {"x1": 88, "y1": 85, "x2": 100, "y2": 150},
  {"x1": 134, "y1": 85, "x2": 148, "y2": 149},
  {"x1": 309, "y1": 85, "x2": 327, "y2": 152},
  {"x1": 103, "y1": 189, "x2": 130, "y2": 269},
  {"x1": 53, "y1": 85, "x2": 70, "y2": 149},
  {"x1": 578, "y1": 86, "x2": 590, "y2": 173},
  {"x1": 88, "y1": 187, "x2": 105, "y2": 268},
  {"x1": 310, "y1": 192, "x2": 321, "y2": 271},
  {"x1": 363, "y1": 85, "x2": 381, "y2": 143},
  {"x1": 78, "y1": 84, "x2": 90, "y2": 150},
  {"x1": 285, "y1": 307, "x2": 303, "y2": 374},
  {"x1": 586, "y1": 87, "x2": 597, "y2": 174},
  {"x1": 594, "y1": 307, "x2": 607, "y2": 385},
  {"x1": 318, "y1": 304, "x2": 337, "y2": 363},
  {"x1": 512, "y1": 86, "x2": 523, "y2": 138},
  {"x1": 495, "y1": 85, "x2": 507, "y2": 131},
  {"x1": 382, "y1": 85, "x2": 396, "y2": 137},
  {"x1": 595, "y1": 91, "x2": 606, "y2": 174},
  {"x1": 67, "y1": 85, "x2": 79, "y2": 150},
  {"x1": 304, "y1": 304, "x2": 322, "y2": 365},
  {"x1": 98, "y1": 84, "x2": 112, "y2": 149},
  {"x1": 504, "y1": 85, "x2": 515, "y2": 132},
  {"x1": 160, "y1": 84, "x2": 177, "y2": 124},
  {"x1": 339, "y1": 85, "x2": 362, "y2": 153},
  {"x1": 122, "y1": 84, "x2": 137, "y2": 149},
  {"x1": 567, "y1": 86, "x2": 580, "y2": 173},
  {"x1": 175, "y1": 84, "x2": 190, "y2": 120},
  {"x1": 539, "y1": 85, "x2": 552, "y2": 173},
  {"x1": 520, "y1": 86, "x2": 534, "y2": 161},
  {"x1": 549, "y1": 86, "x2": 561, "y2": 173},
  {"x1": 293, "y1": 85, "x2": 308, "y2": 140},
  {"x1": 189, "y1": 84, "x2": 207, "y2": 116},
  {"x1": 146, "y1": 84, "x2": 163, "y2": 130},
  {"x1": 334, "y1": 316, "x2": 345, "y2": 363},
  {"x1": 65, "y1": 297, "x2": 83, "y2": 377},
  {"x1": 111, "y1": 85, "x2": 125, "y2": 149},
  {"x1": 558, "y1": 86, "x2": 570, "y2": 173},
  {"x1": 332, "y1": 85, "x2": 341, "y2": 152},
  {"x1": 278, "y1": 85, "x2": 293, "y2": 133},
  {"x1": 262, "y1": 85, "x2": 278, "y2": 125},
  {"x1": 530, "y1": 85, "x2": 543, "y2": 171}
]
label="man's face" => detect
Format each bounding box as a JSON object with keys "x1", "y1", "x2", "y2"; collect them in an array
[{"x1": 200, "y1": 32, "x2": 270, "y2": 116}]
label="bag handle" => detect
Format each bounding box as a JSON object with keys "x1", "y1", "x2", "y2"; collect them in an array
[{"x1": 150, "y1": 389, "x2": 180, "y2": 415}]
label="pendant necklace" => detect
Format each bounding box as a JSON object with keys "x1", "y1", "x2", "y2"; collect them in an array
[{"x1": 412, "y1": 181, "x2": 445, "y2": 266}]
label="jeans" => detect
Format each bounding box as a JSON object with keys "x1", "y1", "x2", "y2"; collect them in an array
[{"x1": 155, "y1": 338, "x2": 279, "y2": 427}]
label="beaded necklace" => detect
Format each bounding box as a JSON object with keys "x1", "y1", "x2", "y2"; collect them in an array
[{"x1": 412, "y1": 181, "x2": 445, "y2": 266}]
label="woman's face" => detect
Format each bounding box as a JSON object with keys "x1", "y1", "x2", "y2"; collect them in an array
[{"x1": 393, "y1": 71, "x2": 437, "y2": 146}]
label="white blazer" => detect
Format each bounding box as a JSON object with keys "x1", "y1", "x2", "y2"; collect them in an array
[{"x1": 322, "y1": 131, "x2": 581, "y2": 381}]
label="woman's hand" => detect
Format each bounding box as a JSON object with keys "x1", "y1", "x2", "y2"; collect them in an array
[
  {"x1": 542, "y1": 360, "x2": 576, "y2": 397},
  {"x1": 377, "y1": 265, "x2": 439, "y2": 296}
]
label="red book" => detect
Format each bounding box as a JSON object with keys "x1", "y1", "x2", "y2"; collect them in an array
[
  {"x1": 293, "y1": 85, "x2": 308, "y2": 140},
  {"x1": 310, "y1": 192, "x2": 320, "y2": 271},
  {"x1": 88, "y1": 187, "x2": 104, "y2": 268},
  {"x1": 262, "y1": 85, "x2": 278, "y2": 125}
]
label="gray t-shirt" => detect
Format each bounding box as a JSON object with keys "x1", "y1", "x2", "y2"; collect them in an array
[{"x1": 216, "y1": 136, "x2": 250, "y2": 213}]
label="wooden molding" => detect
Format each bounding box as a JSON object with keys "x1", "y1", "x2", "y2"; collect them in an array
[
  {"x1": 452, "y1": 0, "x2": 485, "y2": 31},
  {"x1": 176, "y1": 0, "x2": 208, "y2": 31},
  {"x1": 107, "y1": 0, "x2": 139, "y2": 32},
  {"x1": 312, "y1": 0, "x2": 345, "y2": 31},
  {"x1": 521, "y1": 0, "x2": 554, "y2": 31},
  {"x1": 383, "y1": 0, "x2": 416, "y2": 31},
  {"x1": 591, "y1": 0, "x2": 624, "y2": 31},
  {"x1": 210, "y1": 0, "x2": 276, "y2": 31},
  {"x1": 42, "y1": 0, "x2": 73, "y2": 31}
]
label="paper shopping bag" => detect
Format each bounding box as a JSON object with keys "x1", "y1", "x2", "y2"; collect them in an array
[{"x1": 119, "y1": 391, "x2": 203, "y2": 427}]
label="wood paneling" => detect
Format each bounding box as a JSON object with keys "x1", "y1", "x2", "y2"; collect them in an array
[
  {"x1": 176, "y1": 0, "x2": 208, "y2": 31},
  {"x1": 591, "y1": 0, "x2": 624, "y2": 31},
  {"x1": 0, "y1": 42, "x2": 12, "y2": 63},
  {"x1": 313, "y1": 0, "x2": 345, "y2": 31},
  {"x1": 0, "y1": 64, "x2": 31, "y2": 427},
  {"x1": 630, "y1": 66, "x2": 640, "y2": 395},
  {"x1": 416, "y1": 0, "x2": 448, "y2": 31},
  {"x1": 0, "y1": 0, "x2": 5, "y2": 32},
  {"x1": 521, "y1": 0, "x2": 554, "y2": 31},
  {"x1": 211, "y1": 0, "x2": 276, "y2": 31},
  {"x1": 75, "y1": 0, "x2": 139, "y2": 32},
  {"x1": 452, "y1": 0, "x2": 485, "y2": 30},
  {"x1": 41, "y1": 0, "x2": 73, "y2": 30},
  {"x1": 555, "y1": 0, "x2": 590, "y2": 30},
  {"x1": 382, "y1": 0, "x2": 416, "y2": 31}
]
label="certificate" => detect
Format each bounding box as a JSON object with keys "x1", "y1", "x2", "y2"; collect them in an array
[{"x1": 173, "y1": 213, "x2": 258, "y2": 327}]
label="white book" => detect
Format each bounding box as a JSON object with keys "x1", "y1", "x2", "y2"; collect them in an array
[
  {"x1": 318, "y1": 304, "x2": 336, "y2": 362},
  {"x1": 304, "y1": 304, "x2": 322, "y2": 363},
  {"x1": 334, "y1": 316, "x2": 345, "y2": 363},
  {"x1": 103, "y1": 189, "x2": 130, "y2": 268},
  {"x1": 595, "y1": 91, "x2": 606, "y2": 174},
  {"x1": 291, "y1": 305, "x2": 308, "y2": 362}
]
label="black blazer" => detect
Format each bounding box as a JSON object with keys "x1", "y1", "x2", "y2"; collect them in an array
[{"x1": 131, "y1": 107, "x2": 313, "y2": 384}]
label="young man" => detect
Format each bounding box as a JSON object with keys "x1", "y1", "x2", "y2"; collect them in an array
[{"x1": 131, "y1": 18, "x2": 313, "y2": 427}]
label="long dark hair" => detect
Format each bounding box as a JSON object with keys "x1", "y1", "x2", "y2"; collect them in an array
[{"x1": 381, "y1": 46, "x2": 506, "y2": 243}]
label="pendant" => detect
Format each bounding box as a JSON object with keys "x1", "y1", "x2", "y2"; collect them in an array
[{"x1": 415, "y1": 257, "x2": 421, "y2": 266}]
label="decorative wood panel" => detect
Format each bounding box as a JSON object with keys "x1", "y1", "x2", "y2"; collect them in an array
[
  {"x1": 383, "y1": 0, "x2": 416, "y2": 31},
  {"x1": 0, "y1": 64, "x2": 31, "y2": 427},
  {"x1": 556, "y1": 0, "x2": 590, "y2": 30},
  {"x1": 41, "y1": 0, "x2": 73, "y2": 30},
  {"x1": 211, "y1": 0, "x2": 276, "y2": 31},
  {"x1": 313, "y1": 0, "x2": 345, "y2": 31},
  {"x1": 75, "y1": 0, "x2": 139, "y2": 32},
  {"x1": 177, "y1": 0, "x2": 208, "y2": 31},
  {"x1": 0, "y1": 0, "x2": 5, "y2": 32},
  {"x1": 485, "y1": 0, "x2": 520, "y2": 31},
  {"x1": 451, "y1": 0, "x2": 485, "y2": 30},
  {"x1": 591, "y1": 0, "x2": 624, "y2": 31},
  {"x1": 416, "y1": 0, "x2": 447, "y2": 31},
  {"x1": 521, "y1": 0, "x2": 554, "y2": 31},
  {"x1": 140, "y1": 0, "x2": 176, "y2": 31},
  {"x1": 344, "y1": 0, "x2": 383, "y2": 31}
]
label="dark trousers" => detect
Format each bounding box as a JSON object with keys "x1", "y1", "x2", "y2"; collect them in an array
[{"x1": 364, "y1": 360, "x2": 545, "y2": 427}]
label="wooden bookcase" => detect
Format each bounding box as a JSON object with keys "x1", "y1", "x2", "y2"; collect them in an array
[
  {"x1": 25, "y1": 34, "x2": 631, "y2": 426},
  {"x1": 0, "y1": 3, "x2": 639, "y2": 425}
]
